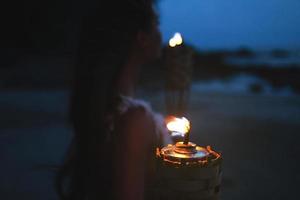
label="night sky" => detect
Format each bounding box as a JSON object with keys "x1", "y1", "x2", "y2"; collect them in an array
[{"x1": 159, "y1": 0, "x2": 300, "y2": 50}]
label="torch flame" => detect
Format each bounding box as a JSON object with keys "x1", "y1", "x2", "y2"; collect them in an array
[
  {"x1": 165, "y1": 116, "x2": 190, "y2": 135},
  {"x1": 168, "y1": 32, "x2": 183, "y2": 47}
]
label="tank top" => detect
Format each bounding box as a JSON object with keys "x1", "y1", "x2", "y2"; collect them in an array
[{"x1": 105, "y1": 95, "x2": 171, "y2": 147}]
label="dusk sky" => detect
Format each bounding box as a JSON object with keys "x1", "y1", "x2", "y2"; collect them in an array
[{"x1": 158, "y1": 0, "x2": 300, "y2": 50}]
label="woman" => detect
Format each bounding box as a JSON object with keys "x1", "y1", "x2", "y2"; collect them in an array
[{"x1": 56, "y1": 0, "x2": 170, "y2": 200}]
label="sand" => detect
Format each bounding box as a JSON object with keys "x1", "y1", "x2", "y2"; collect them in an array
[{"x1": 0, "y1": 89, "x2": 299, "y2": 200}]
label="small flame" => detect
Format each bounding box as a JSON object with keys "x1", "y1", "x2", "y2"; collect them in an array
[
  {"x1": 168, "y1": 32, "x2": 183, "y2": 47},
  {"x1": 165, "y1": 116, "x2": 190, "y2": 135}
]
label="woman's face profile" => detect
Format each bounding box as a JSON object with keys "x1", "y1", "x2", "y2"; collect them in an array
[
  {"x1": 149, "y1": 20, "x2": 162, "y2": 59},
  {"x1": 137, "y1": 20, "x2": 162, "y2": 62}
]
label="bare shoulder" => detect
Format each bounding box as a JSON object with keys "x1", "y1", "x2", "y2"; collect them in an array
[
  {"x1": 120, "y1": 105, "x2": 154, "y2": 133},
  {"x1": 124, "y1": 105, "x2": 150, "y2": 119},
  {"x1": 116, "y1": 104, "x2": 156, "y2": 151},
  {"x1": 117, "y1": 96, "x2": 154, "y2": 127}
]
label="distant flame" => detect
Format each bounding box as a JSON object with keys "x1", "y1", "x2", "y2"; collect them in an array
[
  {"x1": 168, "y1": 32, "x2": 183, "y2": 47},
  {"x1": 165, "y1": 116, "x2": 190, "y2": 135}
]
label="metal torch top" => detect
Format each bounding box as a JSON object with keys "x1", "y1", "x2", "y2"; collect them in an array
[{"x1": 158, "y1": 142, "x2": 221, "y2": 167}]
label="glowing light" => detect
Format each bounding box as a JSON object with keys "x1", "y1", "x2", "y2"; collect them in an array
[
  {"x1": 174, "y1": 32, "x2": 183, "y2": 45},
  {"x1": 169, "y1": 38, "x2": 177, "y2": 47},
  {"x1": 165, "y1": 116, "x2": 190, "y2": 134},
  {"x1": 168, "y1": 32, "x2": 183, "y2": 47}
]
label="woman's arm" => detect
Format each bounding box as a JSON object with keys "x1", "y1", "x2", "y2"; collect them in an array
[{"x1": 114, "y1": 107, "x2": 155, "y2": 200}]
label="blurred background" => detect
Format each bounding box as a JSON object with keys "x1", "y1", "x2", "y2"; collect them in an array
[{"x1": 0, "y1": 0, "x2": 299, "y2": 199}]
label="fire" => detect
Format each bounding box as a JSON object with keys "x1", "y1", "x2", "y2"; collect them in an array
[
  {"x1": 165, "y1": 116, "x2": 190, "y2": 135},
  {"x1": 168, "y1": 32, "x2": 183, "y2": 47}
]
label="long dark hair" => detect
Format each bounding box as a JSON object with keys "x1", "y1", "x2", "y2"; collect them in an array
[{"x1": 56, "y1": 1, "x2": 158, "y2": 199}]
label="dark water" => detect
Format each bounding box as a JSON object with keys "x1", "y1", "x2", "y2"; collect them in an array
[
  {"x1": 192, "y1": 74, "x2": 295, "y2": 96},
  {"x1": 0, "y1": 90, "x2": 71, "y2": 200},
  {"x1": 225, "y1": 51, "x2": 300, "y2": 67}
]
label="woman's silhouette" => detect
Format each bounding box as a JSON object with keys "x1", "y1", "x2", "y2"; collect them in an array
[{"x1": 56, "y1": 0, "x2": 169, "y2": 200}]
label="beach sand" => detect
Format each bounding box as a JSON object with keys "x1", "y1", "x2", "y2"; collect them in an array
[{"x1": 0, "y1": 89, "x2": 299, "y2": 199}]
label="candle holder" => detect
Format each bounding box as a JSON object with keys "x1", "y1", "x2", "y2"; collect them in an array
[{"x1": 149, "y1": 117, "x2": 222, "y2": 200}]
